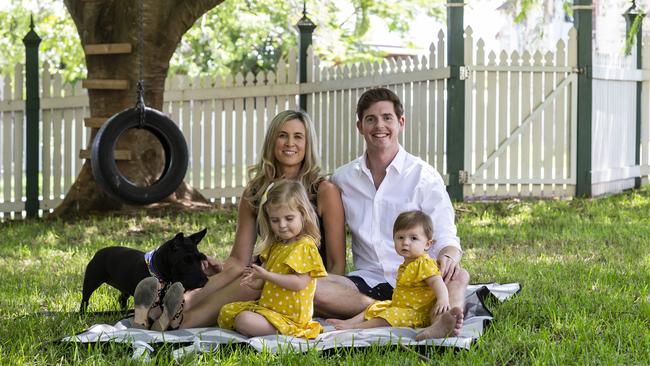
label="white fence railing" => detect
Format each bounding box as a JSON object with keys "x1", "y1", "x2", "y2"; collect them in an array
[{"x1": 1, "y1": 29, "x2": 650, "y2": 217}]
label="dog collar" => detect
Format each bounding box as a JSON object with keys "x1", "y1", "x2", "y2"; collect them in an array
[{"x1": 144, "y1": 249, "x2": 166, "y2": 282}]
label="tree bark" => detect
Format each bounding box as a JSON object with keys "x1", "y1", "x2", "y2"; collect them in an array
[{"x1": 55, "y1": 0, "x2": 224, "y2": 217}]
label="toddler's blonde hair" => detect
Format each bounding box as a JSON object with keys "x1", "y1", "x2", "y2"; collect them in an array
[{"x1": 256, "y1": 179, "x2": 321, "y2": 255}]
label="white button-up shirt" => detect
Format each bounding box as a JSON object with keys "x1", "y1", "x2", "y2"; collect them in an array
[{"x1": 331, "y1": 145, "x2": 461, "y2": 288}]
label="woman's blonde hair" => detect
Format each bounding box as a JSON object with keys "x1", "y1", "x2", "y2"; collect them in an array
[
  {"x1": 243, "y1": 110, "x2": 324, "y2": 207},
  {"x1": 256, "y1": 179, "x2": 321, "y2": 255}
]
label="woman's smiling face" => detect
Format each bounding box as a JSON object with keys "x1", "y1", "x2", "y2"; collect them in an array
[{"x1": 274, "y1": 118, "x2": 307, "y2": 176}]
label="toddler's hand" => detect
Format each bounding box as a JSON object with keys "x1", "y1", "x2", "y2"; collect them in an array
[
  {"x1": 248, "y1": 264, "x2": 268, "y2": 280},
  {"x1": 433, "y1": 301, "x2": 450, "y2": 315}
]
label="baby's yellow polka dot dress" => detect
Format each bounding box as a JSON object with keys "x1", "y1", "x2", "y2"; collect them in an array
[
  {"x1": 364, "y1": 254, "x2": 440, "y2": 328},
  {"x1": 218, "y1": 235, "x2": 327, "y2": 338}
]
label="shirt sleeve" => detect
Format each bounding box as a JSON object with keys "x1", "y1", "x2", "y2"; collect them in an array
[
  {"x1": 418, "y1": 166, "x2": 462, "y2": 259},
  {"x1": 259, "y1": 243, "x2": 272, "y2": 263},
  {"x1": 413, "y1": 256, "x2": 441, "y2": 281},
  {"x1": 283, "y1": 236, "x2": 328, "y2": 278}
]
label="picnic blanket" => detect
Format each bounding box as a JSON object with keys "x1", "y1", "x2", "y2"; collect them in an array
[{"x1": 62, "y1": 283, "x2": 520, "y2": 359}]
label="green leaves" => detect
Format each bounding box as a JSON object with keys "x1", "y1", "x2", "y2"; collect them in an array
[{"x1": 1, "y1": 0, "x2": 443, "y2": 83}]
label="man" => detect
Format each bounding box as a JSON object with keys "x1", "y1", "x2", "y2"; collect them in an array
[{"x1": 314, "y1": 87, "x2": 468, "y2": 340}]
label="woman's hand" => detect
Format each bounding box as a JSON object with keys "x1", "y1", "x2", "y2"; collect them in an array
[{"x1": 201, "y1": 256, "x2": 223, "y2": 277}]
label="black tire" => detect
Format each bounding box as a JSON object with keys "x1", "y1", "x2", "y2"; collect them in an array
[{"x1": 91, "y1": 107, "x2": 188, "y2": 205}]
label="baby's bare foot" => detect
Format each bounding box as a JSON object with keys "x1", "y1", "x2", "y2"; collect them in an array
[{"x1": 415, "y1": 306, "x2": 463, "y2": 340}]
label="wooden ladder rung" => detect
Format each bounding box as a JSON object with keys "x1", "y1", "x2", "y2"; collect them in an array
[
  {"x1": 79, "y1": 149, "x2": 132, "y2": 160},
  {"x1": 85, "y1": 43, "x2": 132, "y2": 55},
  {"x1": 84, "y1": 117, "x2": 110, "y2": 128},
  {"x1": 82, "y1": 79, "x2": 129, "y2": 90}
]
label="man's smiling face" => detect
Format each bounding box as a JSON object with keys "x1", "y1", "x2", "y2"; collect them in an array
[{"x1": 357, "y1": 100, "x2": 404, "y2": 153}]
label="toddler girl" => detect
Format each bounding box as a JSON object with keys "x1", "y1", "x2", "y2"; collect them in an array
[
  {"x1": 218, "y1": 179, "x2": 327, "y2": 338},
  {"x1": 327, "y1": 210, "x2": 450, "y2": 331}
]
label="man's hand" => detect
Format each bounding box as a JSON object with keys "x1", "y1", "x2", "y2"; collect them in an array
[
  {"x1": 437, "y1": 254, "x2": 460, "y2": 283},
  {"x1": 201, "y1": 256, "x2": 223, "y2": 277}
]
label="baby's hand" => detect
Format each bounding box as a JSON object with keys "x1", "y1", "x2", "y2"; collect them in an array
[{"x1": 433, "y1": 300, "x2": 450, "y2": 315}]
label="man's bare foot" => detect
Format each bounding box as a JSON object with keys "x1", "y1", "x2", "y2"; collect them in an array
[
  {"x1": 415, "y1": 306, "x2": 463, "y2": 340},
  {"x1": 326, "y1": 318, "x2": 357, "y2": 330}
]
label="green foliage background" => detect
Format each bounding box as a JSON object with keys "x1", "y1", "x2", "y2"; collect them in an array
[{"x1": 1, "y1": 0, "x2": 443, "y2": 84}]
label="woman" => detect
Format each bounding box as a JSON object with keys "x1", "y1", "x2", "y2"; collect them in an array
[{"x1": 146, "y1": 110, "x2": 346, "y2": 330}]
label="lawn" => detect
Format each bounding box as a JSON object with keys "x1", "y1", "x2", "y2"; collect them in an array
[{"x1": 1, "y1": 186, "x2": 649, "y2": 365}]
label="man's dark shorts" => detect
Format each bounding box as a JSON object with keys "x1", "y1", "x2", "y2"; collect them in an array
[{"x1": 347, "y1": 276, "x2": 393, "y2": 301}]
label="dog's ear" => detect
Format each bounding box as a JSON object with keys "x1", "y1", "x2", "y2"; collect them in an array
[
  {"x1": 171, "y1": 232, "x2": 184, "y2": 251},
  {"x1": 189, "y1": 228, "x2": 207, "y2": 246}
]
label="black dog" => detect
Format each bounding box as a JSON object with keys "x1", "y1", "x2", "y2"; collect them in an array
[{"x1": 80, "y1": 228, "x2": 209, "y2": 313}]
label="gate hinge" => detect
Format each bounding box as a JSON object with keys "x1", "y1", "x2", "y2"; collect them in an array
[
  {"x1": 459, "y1": 66, "x2": 471, "y2": 80},
  {"x1": 458, "y1": 170, "x2": 469, "y2": 184}
]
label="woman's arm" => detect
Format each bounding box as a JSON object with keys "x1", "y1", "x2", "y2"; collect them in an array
[
  {"x1": 317, "y1": 180, "x2": 346, "y2": 275},
  {"x1": 248, "y1": 264, "x2": 311, "y2": 291},
  {"x1": 185, "y1": 198, "x2": 258, "y2": 307}
]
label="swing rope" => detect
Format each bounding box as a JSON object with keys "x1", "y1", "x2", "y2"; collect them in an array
[{"x1": 135, "y1": 0, "x2": 146, "y2": 128}]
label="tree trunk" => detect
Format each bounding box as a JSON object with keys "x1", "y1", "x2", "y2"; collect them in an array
[{"x1": 55, "y1": 0, "x2": 224, "y2": 217}]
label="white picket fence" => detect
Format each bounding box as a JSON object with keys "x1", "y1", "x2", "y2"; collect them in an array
[{"x1": 1, "y1": 28, "x2": 650, "y2": 217}]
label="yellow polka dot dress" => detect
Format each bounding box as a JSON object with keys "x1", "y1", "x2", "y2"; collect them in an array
[
  {"x1": 364, "y1": 254, "x2": 440, "y2": 328},
  {"x1": 218, "y1": 236, "x2": 327, "y2": 338}
]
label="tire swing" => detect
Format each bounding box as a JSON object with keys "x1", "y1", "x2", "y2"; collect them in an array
[{"x1": 90, "y1": 0, "x2": 188, "y2": 205}]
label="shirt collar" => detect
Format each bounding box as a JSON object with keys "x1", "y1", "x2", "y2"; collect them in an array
[{"x1": 357, "y1": 145, "x2": 406, "y2": 176}]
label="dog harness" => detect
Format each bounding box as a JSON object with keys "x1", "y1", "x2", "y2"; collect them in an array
[{"x1": 144, "y1": 249, "x2": 166, "y2": 282}]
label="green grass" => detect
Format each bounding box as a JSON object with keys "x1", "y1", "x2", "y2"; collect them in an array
[{"x1": 1, "y1": 186, "x2": 649, "y2": 364}]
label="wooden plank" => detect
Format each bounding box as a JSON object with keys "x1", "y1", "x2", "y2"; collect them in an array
[
  {"x1": 326, "y1": 68, "x2": 340, "y2": 172},
  {"x1": 520, "y1": 52, "x2": 532, "y2": 196},
  {"x1": 191, "y1": 82, "x2": 203, "y2": 189},
  {"x1": 52, "y1": 109, "x2": 63, "y2": 199},
  {"x1": 245, "y1": 94, "x2": 255, "y2": 181},
  {"x1": 203, "y1": 96, "x2": 214, "y2": 191},
  {"x1": 497, "y1": 51, "x2": 509, "y2": 196},
  {"x1": 485, "y1": 51, "x2": 497, "y2": 197},
  {"x1": 74, "y1": 107, "x2": 85, "y2": 177},
  {"x1": 42, "y1": 108, "x2": 52, "y2": 201},
  {"x1": 234, "y1": 96, "x2": 244, "y2": 189},
  {"x1": 509, "y1": 52, "x2": 521, "y2": 195},
  {"x1": 214, "y1": 98, "x2": 224, "y2": 191},
  {"x1": 2, "y1": 95, "x2": 11, "y2": 204},
  {"x1": 254, "y1": 95, "x2": 265, "y2": 165},
  {"x1": 342, "y1": 66, "x2": 351, "y2": 165},
  {"x1": 474, "y1": 40, "x2": 486, "y2": 196},
  {"x1": 82, "y1": 79, "x2": 129, "y2": 90},
  {"x1": 542, "y1": 52, "x2": 555, "y2": 196},
  {"x1": 84, "y1": 117, "x2": 110, "y2": 128},
  {"x1": 224, "y1": 96, "x2": 234, "y2": 189},
  {"x1": 85, "y1": 43, "x2": 132, "y2": 55},
  {"x1": 79, "y1": 149, "x2": 131, "y2": 160},
  {"x1": 14, "y1": 109, "x2": 24, "y2": 204},
  {"x1": 180, "y1": 78, "x2": 191, "y2": 183},
  {"x1": 531, "y1": 51, "x2": 543, "y2": 197},
  {"x1": 63, "y1": 99, "x2": 73, "y2": 193}
]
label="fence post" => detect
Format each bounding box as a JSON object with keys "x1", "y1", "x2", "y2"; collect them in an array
[
  {"x1": 446, "y1": 0, "x2": 465, "y2": 201},
  {"x1": 624, "y1": 6, "x2": 644, "y2": 189},
  {"x1": 23, "y1": 15, "x2": 41, "y2": 218},
  {"x1": 573, "y1": 0, "x2": 593, "y2": 197},
  {"x1": 295, "y1": 3, "x2": 316, "y2": 112}
]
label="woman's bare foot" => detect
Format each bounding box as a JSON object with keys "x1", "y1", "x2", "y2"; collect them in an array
[
  {"x1": 415, "y1": 306, "x2": 463, "y2": 340},
  {"x1": 133, "y1": 277, "x2": 158, "y2": 329},
  {"x1": 326, "y1": 318, "x2": 357, "y2": 330}
]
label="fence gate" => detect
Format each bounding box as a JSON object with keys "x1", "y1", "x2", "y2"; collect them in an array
[{"x1": 462, "y1": 27, "x2": 579, "y2": 199}]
